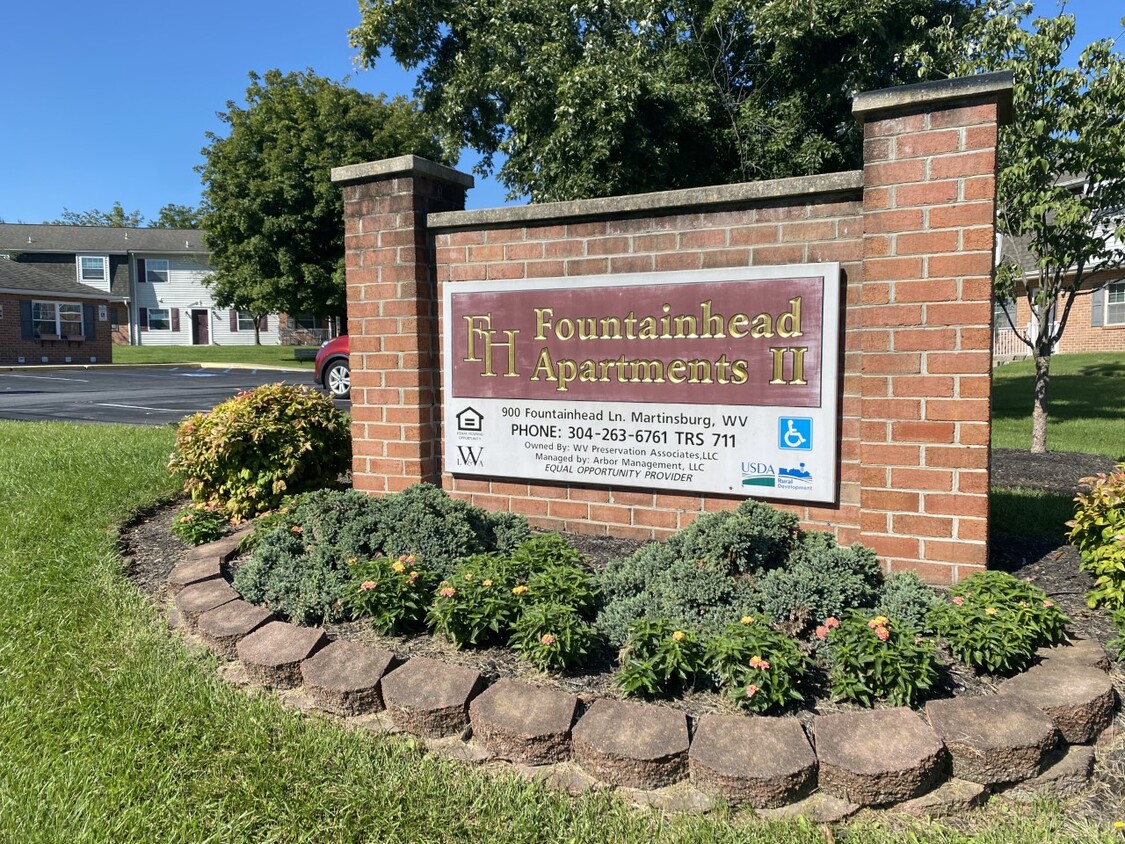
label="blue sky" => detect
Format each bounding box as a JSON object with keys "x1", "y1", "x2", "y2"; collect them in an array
[{"x1": 1, "y1": 0, "x2": 1121, "y2": 226}]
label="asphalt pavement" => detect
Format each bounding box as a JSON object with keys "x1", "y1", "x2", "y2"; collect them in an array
[{"x1": 0, "y1": 365, "x2": 346, "y2": 426}]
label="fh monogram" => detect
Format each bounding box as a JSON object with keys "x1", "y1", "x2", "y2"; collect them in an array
[{"x1": 463, "y1": 315, "x2": 519, "y2": 377}]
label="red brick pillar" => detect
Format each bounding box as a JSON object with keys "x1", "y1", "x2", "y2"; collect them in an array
[
  {"x1": 332, "y1": 156, "x2": 473, "y2": 493},
  {"x1": 853, "y1": 73, "x2": 1013, "y2": 583}
]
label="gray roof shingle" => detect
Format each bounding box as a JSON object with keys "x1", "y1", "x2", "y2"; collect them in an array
[
  {"x1": 0, "y1": 223, "x2": 208, "y2": 255},
  {"x1": 0, "y1": 260, "x2": 126, "y2": 301}
]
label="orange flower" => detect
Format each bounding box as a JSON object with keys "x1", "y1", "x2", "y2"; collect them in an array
[{"x1": 748, "y1": 655, "x2": 771, "y2": 670}]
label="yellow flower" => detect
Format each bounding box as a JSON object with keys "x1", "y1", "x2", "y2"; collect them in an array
[
  {"x1": 482, "y1": 579, "x2": 493, "y2": 587},
  {"x1": 1114, "y1": 820, "x2": 1124, "y2": 830},
  {"x1": 671, "y1": 630, "x2": 685, "y2": 642},
  {"x1": 512, "y1": 585, "x2": 529, "y2": 596},
  {"x1": 985, "y1": 607, "x2": 998, "y2": 616},
  {"x1": 391, "y1": 561, "x2": 406, "y2": 573},
  {"x1": 867, "y1": 615, "x2": 890, "y2": 628},
  {"x1": 740, "y1": 616, "x2": 754, "y2": 625},
  {"x1": 464, "y1": 573, "x2": 474, "y2": 581}
]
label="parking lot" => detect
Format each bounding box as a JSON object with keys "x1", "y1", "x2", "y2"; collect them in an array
[{"x1": 0, "y1": 366, "x2": 346, "y2": 426}]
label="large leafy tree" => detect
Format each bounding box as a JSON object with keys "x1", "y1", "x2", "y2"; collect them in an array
[
  {"x1": 49, "y1": 201, "x2": 145, "y2": 227},
  {"x1": 151, "y1": 203, "x2": 205, "y2": 229},
  {"x1": 914, "y1": 1, "x2": 1125, "y2": 453},
  {"x1": 199, "y1": 69, "x2": 445, "y2": 333},
  {"x1": 350, "y1": 0, "x2": 973, "y2": 201}
]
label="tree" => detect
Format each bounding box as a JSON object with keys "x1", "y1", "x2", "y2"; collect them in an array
[
  {"x1": 152, "y1": 203, "x2": 205, "y2": 229},
  {"x1": 49, "y1": 201, "x2": 145, "y2": 227},
  {"x1": 914, "y1": 1, "x2": 1125, "y2": 453},
  {"x1": 198, "y1": 69, "x2": 445, "y2": 336},
  {"x1": 349, "y1": 0, "x2": 974, "y2": 202}
]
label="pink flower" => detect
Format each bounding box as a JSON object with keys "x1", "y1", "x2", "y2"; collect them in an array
[
  {"x1": 874, "y1": 625, "x2": 890, "y2": 642},
  {"x1": 540, "y1": 634, "x2": 556, "y2": 646},
  {"x1": 359, "y1": 580, "x2": 377, "y2": 591},
  {"x1": 290, "y1": 525, "x2": 303, "y2": 534},
  {"x1": 815, "y1": 625, "x2": 829, "y2": 641},
  {"x1": 1042, "y1": 600, "x2": 1054, "y2": 608},
  {"x1": 952, "y1": 596, "x2": 965, "y2": 606},
  {"x1": 748, "y1": 655, "x2": 771, "y2": 670},
  {"x1": 824, "y1": 617, "x2": 840, "y2": 629},
  {"x1": 439, "y1": 587, "x2": 457, "y2": 598},
  {"x1": 745, "y1": 684, "x2": 759, "y2": 699}
]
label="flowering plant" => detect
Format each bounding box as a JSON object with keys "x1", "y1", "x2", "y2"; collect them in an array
[
  {"x1": 509, "y1": 602, "x2": 599, "y2": 671},
  {"x1": 1069, "y1": 464, "x2": 1125, "y2": 609},
  {"x1": 170, "y1": 503, "x2": 230, "y2": 546},
  {"x1": 823, "y1": 611, "x2": 937, "y2": 707},
  {"x1": 616, "y1": 619, "x2": 706, "y2": 697},
  {"x1": 929, "y1": 571, "x2": 1068, "y2": 675},
  {"x1": 345, "y1": 554, "x2": 436, "y2": 634},
  {"x1": 427, "y1": 554, "x2": 523, "y2": 647},
  {"x1": 704, "y1": 618, "x2": 809, "y2": 714}
]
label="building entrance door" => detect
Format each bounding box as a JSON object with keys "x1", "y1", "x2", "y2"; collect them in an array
[{"x1": 191, "y1": 309, "x2": 210, "y2": 345}]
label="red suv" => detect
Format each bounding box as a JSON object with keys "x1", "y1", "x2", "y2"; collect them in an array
[{"x1": 314, "y1": 335, "x2": 350, "y2": 399}]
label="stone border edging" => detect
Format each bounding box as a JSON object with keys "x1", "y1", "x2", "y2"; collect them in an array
[{"x1": 166, "y1": 535, "x2": 1119, "y2": 820}]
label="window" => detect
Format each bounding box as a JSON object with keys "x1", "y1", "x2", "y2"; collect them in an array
[
  {"x1": 237, "y1": 310, "x2": 257, "y2": 331},
  {"x1": 146, "y1": 259, "x2": 169, "y2": 283},
  {"x1": 993, "y1": 296, "x2": 1016, "y2": 331},
  {"x1": 32, "y1": 301, "x2": 84, "y2": 338},
  {"x1": 148, "y1": 308, "x2": 171, "y2": 331},
  {"x1": 78, "y1": 255, "x2": 107, "y2": 282},
  {"x1": 1108, "y1": 281, "x2": 1125, "y2": 326}
]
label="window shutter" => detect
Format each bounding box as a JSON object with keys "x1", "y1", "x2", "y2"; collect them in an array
[
  {"x1": 83, "y1": 304, "x2": 96, "y2": 340},
  {"x1": 139, "y1": 307, "x2": 149, "y2": 332},
  {"x1": 20, "y1": 300, "x2": 33, "y2": 340},
  {"x1": 171, "y1": 308, "x2": 180, "y2": 332},
  {"x1": 230, "y1": 310, "x2": 238, "y2": 331},
  {"x1": 136, "y1": 258, "x2": 147, "y2": 283},
  {"x1": 258, "y1": 315, "x2": 268, "y2": 331},
  {"x1": 1092, "y1": 286, "x2": 1104, "y2": 327}
]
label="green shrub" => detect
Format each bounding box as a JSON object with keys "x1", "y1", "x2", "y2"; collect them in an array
[
  {"x1": 232, "y1": 529, "x2": 352, "y2": 625},
  {"x1": 525, "y1": 563, "x2": 601, "y2": 620},
  {"x1": 1068, "y1": 464, "x2": 1125, "y2": 609},
  {"x1": 757, "y1": 532, "x2": 883, "y2": 634},
  {"x1": 704, "y1": 618, "x2": 809, "y2": 714},
  {"x1": 235, "y1": 495, "x2": 310, "y2": 555},
  {"x1": 509, "y1": 602, "x2": 599, "y2": 672},
  {"x1": 344, "y1": 554, "x2": 437, "y2": 634},
  {"x1": 168, "y1": 383, "x2": 350, "y2": 520},
  {"x1": 616, "y1": 619, "x2": 706, "y2": 698},
  {"x1": 508, "y1": 533, "x2": 584, "y2": 574},
  {"x1": 929, "y1": 571, "x2": 1068, "y2": 675},
  {"x1": 170, "y1": 504, "x2": 229, "y2": 546},
  {"x1": 671, "y1": 499, "x2": 800, "y2": 574},
  {"x1": 823, "y1": 611, "x2": 938, "y2": 707},
  {"x1": 368, "y1": 484, "x2": 530, "y2": 581},
  {"x1": 427, "y1": 554, "x2": 524, "y2": 647},
  {"x1": 875, "y1": 572, "x2": 941, "y2": 633}
]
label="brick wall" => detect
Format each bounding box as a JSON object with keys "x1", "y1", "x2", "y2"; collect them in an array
[
  {"x1": 0, "y1": 293, "x2": 115, "y2": 365},
  {"x1": 334, "y1": 74, "x2": 1014, "y2": 585},
  {"x1": 999, "y1": 273, "x2": 1125, "y2": 356}
]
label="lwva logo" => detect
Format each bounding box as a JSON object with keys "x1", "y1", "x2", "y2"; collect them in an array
[{"x1": 456, "y1": 446, "x2": 484, "y2": 467}]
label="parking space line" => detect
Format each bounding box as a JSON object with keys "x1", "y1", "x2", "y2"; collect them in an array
[
  {"x1": 96, "y1": 403, "x2": 198, "y2": 413},
  {"x1": 1, "y1": 374, "x2": 89, "y2": 383}
]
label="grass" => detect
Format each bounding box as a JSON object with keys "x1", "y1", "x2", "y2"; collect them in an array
[
  {"x1": 990, "y1": 487, "x2": 1077, "y2": 539},
  {"x1": 112, "y1": 344, "x2": 318, "y2": 369},
  {"x1": 992, "y1": 353, "x2": 1125, "y2": 460},
  {"x1": 0, "y1": 420, "x2": 1115, "y2": 842}
]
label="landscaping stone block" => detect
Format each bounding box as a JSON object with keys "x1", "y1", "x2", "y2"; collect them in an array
[
  {"x1": 1037, "y1": 638, "x2": 1111, "y2": 672},
  {"x1": 468, "y1": 679, "x2": 579, "y2": 764},
  {"x1": 572, "y1": 698, "x2": 690, "y2": 790},
  {"x1": 813, "y1": 708, "x2": 946, "y2": 806},
  {"x1": 197, "y1": 600, "x2": 275, "y2": 659},
  {"x1": 192, "y1": 530, "x2": 248, "y2": 565},
  {"x1": 235, "y1": 621, "x2": 328, "y2": 688},
  {"x1": 998, "y1": 662, "x2": 1116, "y2": 744},
  {"x1": 174, "y1": 579, "x2": 240, "y2": 629},
  {"x1": 380, "y1": 657, "x2": 483, "y2": 737},
  {"x1": 166, "y1": 557, "x2": 222, "y2": 596},
  {"x1": 1001, "y1": 744, "x2": 1096, "y2": 801},
  {"x1": 897, "y1": 778, "x2": 988, "y2": 818},
  {"x1": 511, "y1": 762, "x2": 604, "y2": 796},
  {"x1": 925, "y1": 695, "x2": 1057, "y2": 785},
  {"x1": 300, "y1": 640, "x2": 396, "y2": 715},
  {"x1": 689, "y1": 713, "x2": 816, "y2": 808}
]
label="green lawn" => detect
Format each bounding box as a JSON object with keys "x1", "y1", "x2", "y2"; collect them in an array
[
  {"x1": 0, "y1": 420, "x2": 1110, "y2": 842},
  {"x1": 113, "y1": 344, "x2": 318, "y2": 369},
  {"x1": 992, "y1": 353, "x2": 1125, "y2": 460}
]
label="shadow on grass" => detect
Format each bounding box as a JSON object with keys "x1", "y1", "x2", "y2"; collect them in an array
[
  {"x1": 990, "y1": 487, "x2": 1075, "y2": 541},
  {"x1": 992, "y1": 357, "x2": 1125, "y2": 424}
]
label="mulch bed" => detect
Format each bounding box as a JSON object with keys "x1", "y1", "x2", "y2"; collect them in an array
[{"x1": 117, "y1": 448, "x2": 1125, "y2": 819}]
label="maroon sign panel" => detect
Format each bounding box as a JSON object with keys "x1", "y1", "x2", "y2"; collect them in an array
[{"x1": 449, "y1": 276, "x2": 825, "y2": 407}]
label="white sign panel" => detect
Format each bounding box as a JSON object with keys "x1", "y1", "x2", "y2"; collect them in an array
[{"x1": 443, "y1": 265, "x2": 840, "y2": 503}]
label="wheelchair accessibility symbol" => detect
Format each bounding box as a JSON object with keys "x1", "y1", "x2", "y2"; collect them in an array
[{"x1": 778, "y1": 417, "x2": 813, "y2": 451}]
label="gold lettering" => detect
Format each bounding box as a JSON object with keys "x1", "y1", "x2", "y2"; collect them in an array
[
  {"x1": 533, "y1": 308, "x2": 553, "y2": 341},
  {"x1": 750, "y1": 313, "x2": 774, "y2": 339},
  {"x1": 728, "y1": 312, "x2": 749, "y2": 338},
  {"x1": 777, "y1": 297, "x2": 803, "y2": 338}
]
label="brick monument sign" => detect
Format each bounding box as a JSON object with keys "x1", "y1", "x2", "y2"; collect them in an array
[{"x1": 332, "y1": 72, "x2": 1013, "y2": 585}]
